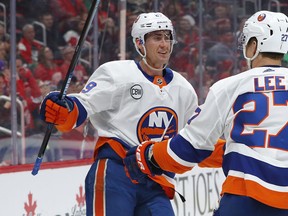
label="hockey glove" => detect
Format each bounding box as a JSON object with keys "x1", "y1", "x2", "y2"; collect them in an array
[
  {"x1": 124, "y1": 141, "x2": 163, "y2": 184},
  {"x1": 39, "y1": 91, "x2": 78, "y2": 132}
]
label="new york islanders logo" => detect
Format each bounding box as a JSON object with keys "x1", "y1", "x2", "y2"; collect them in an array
[
  {"x1": 137, "y1": 107, "x2": 178, "y2": 142},
  {"x1": 257, "y1": 13, "x2": 266, "y2": 22}
]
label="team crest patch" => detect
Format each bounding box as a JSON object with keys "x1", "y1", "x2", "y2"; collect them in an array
[
  {"x1": 137, "y1": 107, "x2": 178, "y2": 142},
  {"x1": 157, "y1": 78, "x2": 163, "y2": 85},
  {"x1": 257, "y1": 13, "x2": 266, "y2": 22},
  {"x1": 130, "y1": 84, "x2": 143, "y2": 100}
]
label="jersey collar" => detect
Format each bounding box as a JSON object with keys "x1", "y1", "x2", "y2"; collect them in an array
[{"x1": 135, "y1": 61, "x2": 173, "y2": 86}]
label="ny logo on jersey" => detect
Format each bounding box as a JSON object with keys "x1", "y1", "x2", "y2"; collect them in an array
[{"x1": 137, "y1": 107, "x2": 178, "y2": 142}]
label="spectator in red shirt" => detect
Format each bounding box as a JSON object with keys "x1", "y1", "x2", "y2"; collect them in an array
[
  {"x1": 63, "y1": 13, "x2": 88, "y2": 47},
  {"x1": 16, "y1": 57, "x2": 42, "y2": 134},
  {"x1": 34, "y1": 46, "x2": 62, "y2": 88},
  {"x1": 60, "y1": 46, "x2": 88, "y2": 83},
  {"x1": 170, "y1": 14, "x2": 198, "y2": 81},
  {"x1": 50, "y1": 0, "x2": 87, "y2": 21},
  {"x1": 49, "y1": 0, "x2": 87, "y2": 34},
  {"x1": 17, "y1": 24, "x2": 43, "y2": 70}
]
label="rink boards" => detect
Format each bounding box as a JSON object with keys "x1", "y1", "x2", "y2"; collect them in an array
[{"x1": 0, "y1": 160, "x2": 225, "y2": 216}]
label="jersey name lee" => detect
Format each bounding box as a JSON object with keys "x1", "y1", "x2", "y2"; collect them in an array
[{"x1": 254, "y1": 75, "x2": 286, "y2": 91}]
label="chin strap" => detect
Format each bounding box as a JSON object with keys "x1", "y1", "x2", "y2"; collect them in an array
[{"x1": 142, "y1": 57, "x2": 167, "y2": 71}]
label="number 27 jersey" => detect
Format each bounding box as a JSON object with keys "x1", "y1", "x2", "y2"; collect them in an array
[{"x1": 171, "y1": 65, "x2": 288, "y2": 209}]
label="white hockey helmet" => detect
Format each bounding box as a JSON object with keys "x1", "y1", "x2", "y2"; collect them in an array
[
  {"x1": 131, "y1": 12, "x2": 176, "y2": 46},
  {"x1": 241, "y1": 10, "x2": 288, "y2": 54}
]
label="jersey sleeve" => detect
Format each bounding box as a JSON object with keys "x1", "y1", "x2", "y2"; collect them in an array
[
  {"x1": 69, "y1": 62, "x2": 123, "y2": 117},
  {"x1": 152, "y1": 85, "x2": 228, "y2": 173},
  {"x1": 198, "y1": 138, "x2": 225, "y2": 168}
]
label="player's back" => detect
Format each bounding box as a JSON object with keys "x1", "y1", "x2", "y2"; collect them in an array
[{"x1": 214, "y1": 65, "x2": 288, "y2": 209}]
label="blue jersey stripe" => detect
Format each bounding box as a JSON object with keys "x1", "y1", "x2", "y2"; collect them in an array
[
  {"x1": 71, "y1": 96, "x2": 88, "y2": 127},
  {"x1": 170, "y1": 135, "x2": 212, "y2": 163},
  {"x1": 223, "y1": 152, "x2": 288, "y2": 186}
]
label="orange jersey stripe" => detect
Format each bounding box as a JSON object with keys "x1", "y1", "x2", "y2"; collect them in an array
[
  {"x1": 94, "y1": 159, "x2": 107, "y2": 215},
  {"x1": 222, "y1": 176, "x2": 288, "y2": 209},
  {"x1": 198, "y1": 139, "x2": 225, "y2": 168},
  {"x1": 149, "y1": 175, "x2": 175, "y2": 199},
  {"x1": 153, "y1": 139, "x2": 192, "y2": 173},
  {"x1": 93, "y1": 137, "x2": 127, "y2": 160}
]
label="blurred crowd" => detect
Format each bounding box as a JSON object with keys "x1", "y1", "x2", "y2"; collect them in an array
[{"x1": 0, "y1": 0, "x2": 287, "y2": 163}]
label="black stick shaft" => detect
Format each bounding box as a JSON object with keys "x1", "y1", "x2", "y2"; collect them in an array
[{"x1": 32, "y1": 0, "x2": 101, "y2": 175}]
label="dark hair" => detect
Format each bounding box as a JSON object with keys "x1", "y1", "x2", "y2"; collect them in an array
[
  {"x1": 248, "y1": 37, "x2": 284, "y2": 60},
  {"x1": 261, "y1": 52, "x2": 284, "y2": 60}
]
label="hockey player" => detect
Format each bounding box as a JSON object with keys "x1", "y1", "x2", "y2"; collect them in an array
[
  {"x1": 39, "y1": 12, "x2": 198, "y2": 215},
  {"x1": 124, "y1": 10, "x2": 288, "y2": 216}
]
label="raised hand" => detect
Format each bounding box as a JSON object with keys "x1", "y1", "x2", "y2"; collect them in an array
[{"x1": 39, "y1": 91, "x2": 79, "y2": 132}]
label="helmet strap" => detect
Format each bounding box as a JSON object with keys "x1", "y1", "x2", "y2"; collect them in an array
[
  {"x1": 243, "y1": 45, "x2": 260, "y2": 69},
  {"x1": 142, "y1": 57, "x2": 167, "y2": 71}
]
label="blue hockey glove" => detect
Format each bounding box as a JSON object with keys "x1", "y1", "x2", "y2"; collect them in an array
[{"x1": 123, "y1": 141, "x2": 163, "y2": 184}]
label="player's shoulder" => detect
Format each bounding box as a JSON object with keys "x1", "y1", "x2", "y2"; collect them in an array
[
  {"x1": 208, "y1": 69, "x2": 249, "y2": 95},
  {"x1": 99, "y1": 60, "x2": 136, "y2": 70},
  {"x1": 169, "y1": 69, "x2": 195, "y2": 89},
  {"x1": 95, "y1": 60, "x2": 138, "y2": 77},
  {"x1": 213, "y1": 66, "x2": 288, "y2": 89}
]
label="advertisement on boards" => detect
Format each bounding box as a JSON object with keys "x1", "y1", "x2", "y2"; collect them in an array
[{"x1": 0, "y1": 161, "x2": 225, "y2": 216}]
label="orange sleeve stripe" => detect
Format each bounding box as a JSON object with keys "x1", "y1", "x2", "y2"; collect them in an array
[
  {"x1": 56, "y1": 102, "x2": 79, "y2": 132},
  {"x1": 222, "y1": 176, "x2": 288, "y2": 209},
  {"x1": 153, "y1": 139, "x2": 192, "y2": 174},
  {"x1": 198, "y1": 139, "x2": 225, "y2": 168}
]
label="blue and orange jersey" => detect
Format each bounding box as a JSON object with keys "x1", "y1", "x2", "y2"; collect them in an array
[
  {"x1": 69, "y1": 60, "x2": 198, "y2": 147},
  {"x1": 65, "y1": 60, "x2": 198, "y2": 198},
  {"x1": 152, "y1": 66, "x2": 288, "y2": 209}
]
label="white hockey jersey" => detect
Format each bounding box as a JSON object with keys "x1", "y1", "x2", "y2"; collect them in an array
[
  {"x1": 152, "y1": 65, "x2": 288, "y2": 209},
  {"x1": 70, "y1": 60, "x2": 198, "y2": 148}
]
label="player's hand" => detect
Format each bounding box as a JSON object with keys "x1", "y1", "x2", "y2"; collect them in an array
[
  {"x1": 39, "y1": 91, "x2": 74, "y2": 125},
  {"x1": 123, "y1": 141, "x2": 163, "y2": 184}
]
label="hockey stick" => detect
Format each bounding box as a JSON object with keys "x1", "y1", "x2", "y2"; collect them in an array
[{"x1": 32, "y1": 0, "x2": 101, "y2": 175}]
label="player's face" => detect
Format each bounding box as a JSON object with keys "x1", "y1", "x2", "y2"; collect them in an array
[{"x1": 144, "y1": 30, "x2": 172, "y2": 69}]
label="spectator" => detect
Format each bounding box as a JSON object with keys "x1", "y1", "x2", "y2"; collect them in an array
[
  {"x1": 0, "y1": 23, "x2": 10, "y2": 54},
  {"x1": 0, "y1": 41, "x2": 9, "y2": 63},
  {"x1": 17, "y1": 24, "x2": 43, "y2": 70},
  {"x1": 98, "y1": 17, "x2": 119, "y2": 65},
  {"x1": 49, "y1": 0, "x2": 87, "y2": 33},
  {"x1": 162, "y1": 1, "x2": 184, "y2": 26},
  {"x1": 34, "y1": 46, "x2": 62, "y2": 88},
  {"x1": 60, "y1": 46, "x2": 88, "y2": 83},
  {"x1": 213, "y1": 4, "x2": 231, "y2": 19},
  {"x1": 62, "y1": 13, "x2": 89, "y2": 47},
  {"x1": 170, "y1": 14, "x2": 198, "y2": 81},
  {"x1": 0, "y1": 72, "x2": 14, "y2": 139},
  {"x1": 125, "y1": 13, "x2": 139, "y2": 60},
  {"x1": 35, "y1": 12, "x2": 66, "y2": 61},
  {"x1": 16, "y1": 57, "x2": 42, "y2": 134},
  {"x1": 205, "y1": 30, "x2": 235, "y2": 82},
  {"x1": 97, "y1": 1, "x2": 110, "y2": 32}
]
